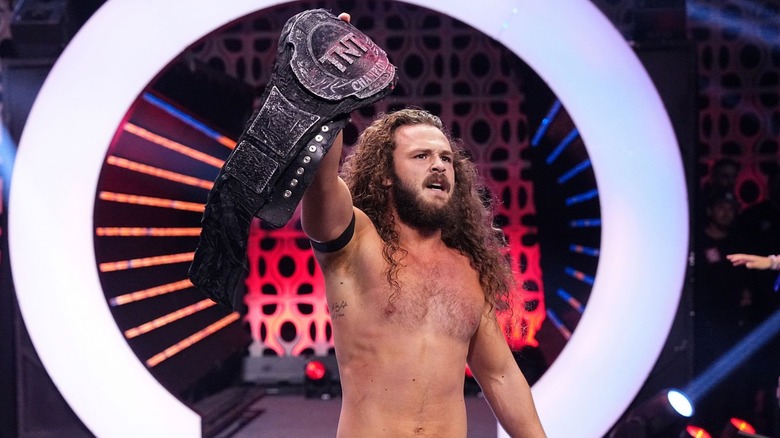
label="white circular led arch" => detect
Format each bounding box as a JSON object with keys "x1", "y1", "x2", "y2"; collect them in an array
[{"x1": 9, "y1": 0, "x2": 688, "y2": 437}]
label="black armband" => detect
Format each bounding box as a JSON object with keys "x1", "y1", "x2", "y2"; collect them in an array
[{"x1": 310, "y1": 213, "x2": 356, "y2": 253}]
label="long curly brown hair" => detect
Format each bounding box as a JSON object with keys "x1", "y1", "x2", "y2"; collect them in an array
[{"x1": 341, "y1": 108, "x2": 514, "y2": 308}]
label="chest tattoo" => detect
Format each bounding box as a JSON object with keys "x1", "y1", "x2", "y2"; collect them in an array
[{"x1": 330, "y1": 300, "x2": 348, "y2": 319}]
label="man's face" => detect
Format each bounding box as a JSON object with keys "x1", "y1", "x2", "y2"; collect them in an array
[{"x1": 388, "y1": 124, "x2": 457, "y2": 229}]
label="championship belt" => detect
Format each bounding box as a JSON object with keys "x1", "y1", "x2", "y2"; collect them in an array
[{"x1": 189, "y1": 9, "x2": 397, "y2": 308}]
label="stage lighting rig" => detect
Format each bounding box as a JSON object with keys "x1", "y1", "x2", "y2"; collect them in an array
[
  {"x1": 303, "y1": 356, "x2": 340, "y2": 399},
  {"x1": 609, "y1": 389, "x2": 694, "y2": 438}
]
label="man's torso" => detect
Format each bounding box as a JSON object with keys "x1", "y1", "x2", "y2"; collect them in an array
[{"x1": 316, "y1": 210, "x2": 487, "y2": 437}]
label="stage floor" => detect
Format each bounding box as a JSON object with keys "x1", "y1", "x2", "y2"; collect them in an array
[{"x1": 218, "y1": 393, "x2": 498, "y2": 437}]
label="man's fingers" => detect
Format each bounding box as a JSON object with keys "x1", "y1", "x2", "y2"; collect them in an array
[{"x1": 338, "y1": 12, "x2": 351, "y2": 23}]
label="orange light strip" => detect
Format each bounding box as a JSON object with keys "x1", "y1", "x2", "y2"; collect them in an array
[
  {"x1": 216, "y1": 136, "x2": 236, "y2": 149},
  {"x1": 146, "y1": 312, "x2": 241, "y2": 367},
  {"x1": 124, "y1": 123, "x2": 225, "y2": 168},
  {"x1": 99, "y1": 192, "x2": 205, "y2": 212},
  {"x1": 106, "y1": 155, "x2": 214, "y2": 190},
  {"x1": 124, "y1": 299, "x2": 217, "y2": 339},
  {"x1": 99, "y1": 252, "x2": 194, "y2": 273},
  {"x1": 110, "y1": 279, "x2": 194, "y2": 306},
  {"x1": 96, "y1": 227, "x2": 202, "y2": 237}
]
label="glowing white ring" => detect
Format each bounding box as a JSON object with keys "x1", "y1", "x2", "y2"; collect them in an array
[{"x1": 9, "y1": 1, "x2": 687, "y2": 437}]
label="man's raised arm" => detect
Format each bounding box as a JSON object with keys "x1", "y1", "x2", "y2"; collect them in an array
[
  {"x1": 301, "y1": 130, "x2": 355, "y2": 244},
  {"x1": 189, "y1": 9, "x2": 395, "y2": 306},
  {"x1": 302, "y1": 13, "x2": 367, "y2": 246}
]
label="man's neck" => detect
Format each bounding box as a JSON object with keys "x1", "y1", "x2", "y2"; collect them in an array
[{"x1": 395, "y1": 217, "x2": 444, "y2": 250}]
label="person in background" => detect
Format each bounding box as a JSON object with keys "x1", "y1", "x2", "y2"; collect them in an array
[
  {"x1": 693, "y1": 191, "x2": 752, "y2": 433},
  {"x1": 727, "y1": 253, "x2": 780, "y2": 271},
  {"x1": 703, "y1": 158, "x2": 741, "y2": 198},
  {"x1": 698, "y1": 158, "x2": 741, "y2": 218},
  {"x1": 726, "y1": 173, "x2": 780, "y2": 434},
  {"x1": 730, "y1": 173, "x2": 780, "y2": 318}
]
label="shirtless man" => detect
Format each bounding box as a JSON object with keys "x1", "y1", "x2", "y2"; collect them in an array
[{"x1": 301, "y1": 41, "x2": 546, "y2": 436}]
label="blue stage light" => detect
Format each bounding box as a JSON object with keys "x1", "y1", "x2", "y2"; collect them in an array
[
  {"x1": 667, "y1": 389, "x2": 693, "y2": 418},
  {"x1": 684, "y1": 308, "x2": 780, "y2": 404}
]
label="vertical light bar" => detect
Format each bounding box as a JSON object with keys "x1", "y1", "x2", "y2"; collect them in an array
[{"x1": 531, "y1": 99, "x2": 562, "y2": 147}]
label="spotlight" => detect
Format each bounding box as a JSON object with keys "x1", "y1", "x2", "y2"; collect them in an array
[
  {"x1": 303, "y1": 359, "x2": 332, "y2": 399},
  {"x1": 721, "y1": 417, "x2": 769, "y2": 438},
  {"x1": 305, "y1": 360, "x2": 327, "y2": 381},
  {"x1": 609, "y1": 388, "x2": 694, "y2": 438},
  {"x1": 667, "y1": 389, "x2": 694, "y2": 418},
  {"x1": 684, "y1": 425, "x2": 712, "y2": 438},
  {"x1": 302, "y1": 355, "x2": 340, "y2": 399},
  {"x1": 728, "y1": 417, "x2": 756, "y2": 435}
]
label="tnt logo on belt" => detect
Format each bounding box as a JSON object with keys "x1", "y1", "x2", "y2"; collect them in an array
[
  {"x1": 289, "y1": 9, "x2": 396, "y2": 100},
  {"x1": 318, "y1": 33, "x2": 369, "y2": 72}
]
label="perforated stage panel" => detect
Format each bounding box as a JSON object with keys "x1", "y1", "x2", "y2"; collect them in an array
[{"x1": 689, "y1": 0, "x2": 780, "y2": 205}]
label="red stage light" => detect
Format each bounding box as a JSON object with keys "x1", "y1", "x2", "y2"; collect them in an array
[
  {"x1": 685, "y1": 425, "x2": 711, "y2": 438},
  {"x1": 305, "y1": 360, "x2": 327, "y2": 381},
  {"x1": 729, "y1": 418, "x2": 756, "y2": 434}
]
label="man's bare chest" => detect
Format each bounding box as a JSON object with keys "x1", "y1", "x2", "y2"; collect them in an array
[{"x1": 377, "y1": 258, "x2": 484, "y2": 341}]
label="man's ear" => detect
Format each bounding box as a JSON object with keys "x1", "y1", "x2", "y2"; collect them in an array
[{"x1": 382, "y1": 176, "x2": 392, "y2": 187}]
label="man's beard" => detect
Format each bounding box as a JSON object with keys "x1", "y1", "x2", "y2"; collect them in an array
[{"x1": 391, "y1": 174, "x2": 458, "y2": 231}]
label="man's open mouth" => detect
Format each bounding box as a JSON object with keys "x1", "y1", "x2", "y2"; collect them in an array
[{"x1": 425, "y1": 177, "x2": 450, "y2": 193}]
